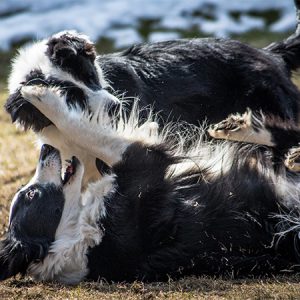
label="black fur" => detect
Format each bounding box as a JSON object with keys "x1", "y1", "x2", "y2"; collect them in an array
[
  {"x1": 0, "y1": 236, "x2": 49, "y2": 281},
  {"x1": 46, "y1": 33, "x2": 100, "y2": 91},
  {"x1": 95, "y1": 158, "x2": 112, "y2": 176},
  {"x1": 1, "y1": 142, "x2": 300, "y2": 282},
  {"x1": 100, "y1": 38, "x2": 300, "y2": 126},
  {"x1": 86, "y1": 143, "x2": 298, "y2": 282},
  {"x1": 265, "y1": 0, "x2": 300, "y2": 72}
]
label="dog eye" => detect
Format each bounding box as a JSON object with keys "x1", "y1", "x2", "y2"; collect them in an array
[{"x1": 26, "y1": 189, "x2": 37, "y2": 200}]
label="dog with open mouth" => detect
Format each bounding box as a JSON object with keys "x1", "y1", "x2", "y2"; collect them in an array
[{"x1": 1, "y1": 83, "x2": 300, "y2": 284}]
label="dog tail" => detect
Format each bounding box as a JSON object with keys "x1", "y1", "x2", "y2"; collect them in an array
[{"x1": 265, "y1": 0, "x2": 300, "y2": 72}]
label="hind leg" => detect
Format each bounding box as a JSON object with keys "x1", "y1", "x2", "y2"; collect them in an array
[{"x1": 208, "y1": 110, "x2": 275, "y2": 147}]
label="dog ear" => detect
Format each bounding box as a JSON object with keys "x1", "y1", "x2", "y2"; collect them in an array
[
  {"x1": 83, "y1": 42, "x2": 97, "y2": 61},
  {"x1": 0, "y1": 236, "x2": 49, "y2": 281},
  {"x1": 5, "y1": 89, "x2": 52, "y2": 131},
  {"x1": 0, "y1": 237, "x2": 29, "y2": 280},
  {"x1": 95, "y1": 158, "x2": 112, "y2": 176}
]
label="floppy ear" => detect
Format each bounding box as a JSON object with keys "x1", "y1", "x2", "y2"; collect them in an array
[
  {"x1": 0, "y1": 237, "x2": 29, "y2": 280},
  {"x1": 5, "y1": 89, "x2": 52, "y2": 131},
  {"x1": 0, "y1": 236, "x2": 49, "y2": 281},
  {"x1": 95, "y1": 158, "x2": 112, "y2": 176}
]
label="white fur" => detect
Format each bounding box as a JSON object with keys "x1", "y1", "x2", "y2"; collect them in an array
[
  {"x1": 21, "y1": 85, "x2": 165, "y2": 166},
  {"x1": 9, "y1": 31, "x2": 109, "y2": 93}
]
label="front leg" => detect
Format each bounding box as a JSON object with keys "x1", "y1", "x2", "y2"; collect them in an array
[
  {"x1": 21, "y1": 85, "x2": 138, "y2": 166},
  {"x1": 21, "y1": 85, "x2": 70, "y2": 125}
]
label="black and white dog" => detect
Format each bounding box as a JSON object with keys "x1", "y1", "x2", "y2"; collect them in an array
[
  {"x1": 4, "y1": 1, "x2": 300, "y2": 175},
  {"x1": 2, "y1": 83, "x2": 300, "y2": 284}
]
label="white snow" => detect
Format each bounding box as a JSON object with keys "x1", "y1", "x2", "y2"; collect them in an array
[{"x1": 0, "y1": 0, "x2": 297, "y2": 51}]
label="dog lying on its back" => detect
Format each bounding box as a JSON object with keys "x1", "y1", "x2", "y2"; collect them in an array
[
  {"x1": 1, "y1": 82, "x2": 300, "y2": 283},
  {"x1": 4, "y1": 1, "x2": 300, "y2": 182}
]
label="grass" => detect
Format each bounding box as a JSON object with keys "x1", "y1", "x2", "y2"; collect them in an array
[
  {"x1": 2, "y1": 24, "x2": 300, "y2": 298},
  {"x1": 1, "y1": 274, "x2": 300, "y2": 299}
]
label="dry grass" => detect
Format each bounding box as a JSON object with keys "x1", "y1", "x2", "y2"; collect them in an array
[
  {"x1": 0, "y1": 276, "x2": 300, "y2": 300},
  {"x1": 1, "y1": 79, "x2": 300, "y2": 299},
  {"x1": 0, "y1": 86, "x2": 38, "y2": 236}
]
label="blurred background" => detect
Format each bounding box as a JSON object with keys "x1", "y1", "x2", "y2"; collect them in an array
[{"x1": 0, "y1": 0, "x2": 298, "y2": 84}]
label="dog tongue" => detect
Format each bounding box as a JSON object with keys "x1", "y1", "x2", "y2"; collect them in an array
[
  {"x1": 63, "y1": 159, "x2": 75, "y2": 184},
  {"x1": 66, "y1": 164, "x2": 74, "y2": 174}
]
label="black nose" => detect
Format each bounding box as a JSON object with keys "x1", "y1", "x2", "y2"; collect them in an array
[{"x1": 39, "y1": 144, "x2": 59, "y2": 161}]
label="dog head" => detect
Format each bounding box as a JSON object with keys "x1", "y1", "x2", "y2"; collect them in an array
[
  {"x1": 5, "y1": 31, "x2": 119, "y2": 132},
  {"x1": 0, "y1": 144, "x2": 83, "y2": 281}
]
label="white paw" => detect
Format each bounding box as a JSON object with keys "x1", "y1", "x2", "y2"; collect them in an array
[
  {"x1": 208, "y1": 111, "x2": 251, "y2": 140},
  {"x1": 285, "y1": 147, "x2": 300, "y2": 172},
  {"x1": 21, "y1": 85, "x2": 48, "y2": 103},
  {"x1": 21, "y1": 85, "x2": 66, "y2": 124}
]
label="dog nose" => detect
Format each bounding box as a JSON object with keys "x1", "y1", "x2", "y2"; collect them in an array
[{"x1": 39, "y1": 144, "x2": 59, "y2": 161}]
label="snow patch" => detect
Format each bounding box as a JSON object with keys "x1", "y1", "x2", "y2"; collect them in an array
[{"x1": 0, "y1": 0, "x2": 296, "y2": 51}]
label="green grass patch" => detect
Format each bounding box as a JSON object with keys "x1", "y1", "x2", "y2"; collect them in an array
[{"x1": 230, "y1": 9, "x2": 281, "y2": 26}]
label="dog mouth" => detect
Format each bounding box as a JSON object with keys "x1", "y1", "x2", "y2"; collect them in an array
[
  {"x1": 62, "y1": 156, "x2": 79, "y2": 185},
  {"x1": 39, "y1": 144, "x2": 80, "y2": 186}
]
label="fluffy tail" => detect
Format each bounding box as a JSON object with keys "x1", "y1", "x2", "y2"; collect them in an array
[{"x1": 265, "y1": 0, "x2": 300, "y2": 72}]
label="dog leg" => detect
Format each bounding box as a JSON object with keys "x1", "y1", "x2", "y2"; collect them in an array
[
  {"x1": 208, "y1": 110, "x2": 275, "y2": 147},
  {"x1": 21, "y1": 85, "x2": 159, "y2": 166}
]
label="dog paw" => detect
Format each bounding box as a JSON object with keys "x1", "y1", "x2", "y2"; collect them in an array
[
  {"x1": 285, "y1": 147, "x2": 300, "y2": 172},
  {"x1": 208, "y1": 111, "x2": 252, "y2": 141},
  {"x1": 47, "y1": 31, "x2": 96, "y2": 64},
  {"x1": 21, "y1": 85, "x2": 67, "y2": 124},
  {"x1": 21, "y1": 85, "x2": 48, "y2": 103},
  {"x1": 207, "y1": 110, "x2": 273, "y2": 146}
]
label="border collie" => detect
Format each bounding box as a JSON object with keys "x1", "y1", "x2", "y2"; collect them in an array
[
  {"x1": 5, "y1": 1, "x2": 300, "y2": 147},
  {"x1": 1, "y1": 83, "x2": 300, "y2": 284}
]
